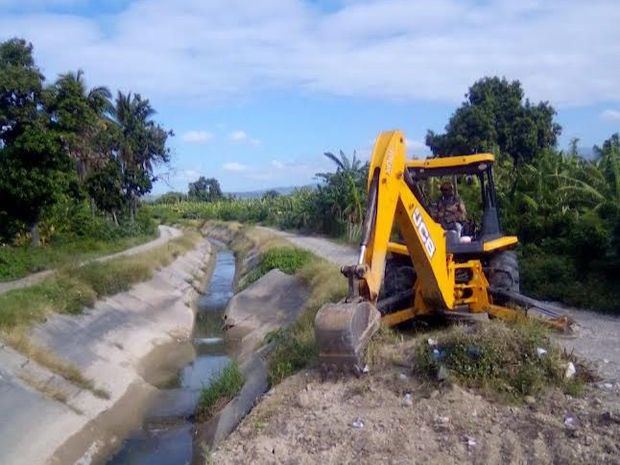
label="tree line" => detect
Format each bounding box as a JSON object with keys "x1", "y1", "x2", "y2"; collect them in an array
[
  {"x1": 0, "y1": 38, "x2": 171, "y2": 244},
  {"x1": 150, "y1": 77, "x2": 620, "y2": 311}
]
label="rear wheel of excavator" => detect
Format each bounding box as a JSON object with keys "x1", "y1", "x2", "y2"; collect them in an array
[
  {"x1": 378, "y1": 255, "x2": 416, "y2": 314},
  {"x1": 487, "y1": 250, "x2": 519, "y2": 304}
]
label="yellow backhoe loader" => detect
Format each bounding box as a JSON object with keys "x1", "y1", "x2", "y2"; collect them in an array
[{"x1": 315, "y1": 130, "x2": 571, "y2": 374}]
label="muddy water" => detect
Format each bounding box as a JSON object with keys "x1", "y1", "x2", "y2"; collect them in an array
[{"x1": 104, "y1": 244, "x2": 235, "y2": 465}]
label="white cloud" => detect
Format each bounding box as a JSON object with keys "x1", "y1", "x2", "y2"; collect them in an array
[
  {"x1": 229, "y1": 130, "x2": 248, "y2": 142},
  {"x1": 181, "y1": 130, "x2": 213, "y2": 143},
  {"x1": 271, "y1": 160, "x2": 285, "y2": 169},
  {"x1": 222, "y1": 161, "x2": 249, "y2": 172},
  {"x1": 0, "y1": 0, "x2": 619, "y2": 106},
  {"x1": 404, "y1": 138, "x2": 427, "y2": 153},
  {"x1": 601, "y1": 109, "x2": 620, "y2": 121},
  {"x1": 229, "y1": 130, "x2": 260, "y2": 146}
]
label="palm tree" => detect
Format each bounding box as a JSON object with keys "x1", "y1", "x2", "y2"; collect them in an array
[
  {"x1": 112, "y1": 91, "x2": 171, "y2": 221},
  {"x1": 51, "y1": 70, "x2": 113, "y2": 180},
  {"x1": 317, "y1": 150, "x2": 367, "y2": 240}
]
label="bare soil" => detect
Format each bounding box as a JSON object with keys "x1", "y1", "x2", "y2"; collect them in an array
[{"x1": 213, "y1": 337, "x2": 620, "y2": 465}]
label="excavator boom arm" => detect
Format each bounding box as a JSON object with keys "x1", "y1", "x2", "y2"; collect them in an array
[{"x1": 358, "y1": 130, "x2": 453, "y2": 309}]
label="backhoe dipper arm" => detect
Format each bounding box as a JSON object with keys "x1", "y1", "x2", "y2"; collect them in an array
[{"x1": 347, "y1": 130, "x2": 454, "y2": 311}]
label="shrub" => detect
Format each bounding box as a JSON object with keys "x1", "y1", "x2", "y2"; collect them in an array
[
  {"x1": 415, "y1": 321, "x2": 586, "y2": 400},
  {"x1": 241, "y1": 247, "x2": 311, "y2": 287}
]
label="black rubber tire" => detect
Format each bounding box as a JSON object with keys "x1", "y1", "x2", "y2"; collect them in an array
[
  {"x1": 488, "y1": 250, "x2": 520, "y2": 294},
  {"x1": 379, "y1": 256, "x2": 416, "y2": 313}
]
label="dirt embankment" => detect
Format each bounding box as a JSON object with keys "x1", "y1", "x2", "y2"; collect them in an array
[
  {"x1": 0, "y1": 231, "x2": 211, "y2": 465},
  {"x1": 213, "y1": 337, "x2": 620, "y2": 465}
]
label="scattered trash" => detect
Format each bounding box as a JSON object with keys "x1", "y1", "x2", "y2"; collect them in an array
[
  {"x1": 603, "y1": 359, "x2": 609, "y2": 364},
  {"x1": 464, "y1": 435, "x2": 477, "y2": 448},
  {"x1": 362, "y1": 364, "x2": 370, "y2": 374},
  {"x1": 603, "y1": 382, "x2": 614, "y2": 389},
  {"x1": 564, "y1": 361, "x2": 576, "y2": 379},
  {"x1": 437, "y1": 365, "x2": 450, "y2": 381},
  {"x1": 563, "y1": 414, "x2": 579, "y2": 430},
  {"x1": 466, "y1": 346, "x2": 482, "y2": 359},
  {"x1": 427, "y1": 338, "x2": 438, "y2": 347},
  {"x1": 536, "y1": 347, "x2": 547, "y2": 357},
  {"x1": 351, "y1": 417, "x2": 364, "y2": 429},
  {"x1": 398, "y1": 372, "x2": 408, "y2": 381},
  {"x1": 524, "y1": 395, "x2": 536, "y2": 405},
  {"x1": 431, "y1": 348, "x2": 446, "y2": 361},
  {"x1": 434, "y1": 415, "x2": 450, "y2": 424},
  {"x1": 402, "y1": 393, "x2": 413, "y2": 407}
]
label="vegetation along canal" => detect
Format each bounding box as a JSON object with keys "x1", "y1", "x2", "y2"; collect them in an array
[{"x1": 104, "y1": 242, "x2": 235, "y2": 465}]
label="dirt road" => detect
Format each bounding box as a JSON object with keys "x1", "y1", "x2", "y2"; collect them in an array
[
  {"x1": 0, "y1": 225, "x2": 181, "y2": 295},
  {"x1": 261, "y1": 227, "x2": 620, "y2": 384}
]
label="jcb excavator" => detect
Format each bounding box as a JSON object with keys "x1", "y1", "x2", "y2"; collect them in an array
[{"x1": 315, "y1": 130, "x2": 571, "y2": 373}]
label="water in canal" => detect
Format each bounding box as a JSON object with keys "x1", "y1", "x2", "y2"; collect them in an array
[{"x1": 105, "y1": 244, "x2": 235, "y2": 465}]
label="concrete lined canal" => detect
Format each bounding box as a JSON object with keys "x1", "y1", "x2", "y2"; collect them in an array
[{"x1": 104, "y1": 242, "x2": 236, "y2": 465}]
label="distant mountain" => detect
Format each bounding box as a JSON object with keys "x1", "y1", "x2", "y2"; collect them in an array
[{"x1": 227, "y1": 184, "x2": 316, "y2": 199}]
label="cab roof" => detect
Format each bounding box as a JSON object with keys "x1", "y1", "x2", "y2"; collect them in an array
[{"x1": 406, "y1": 153, "x2": 495, "y2": 177}]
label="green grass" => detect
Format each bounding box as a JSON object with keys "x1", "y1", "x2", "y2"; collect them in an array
[
  {"x1": 414, "y1": 320, "x2": 588, "y2": 401},
  {"x1": 0, "y1": 230, "x2": 202, "y2": 330},
  {"x1": 197, "y1": 361, "x2": 244, "y2": 421},
  {"x1": 0, "y1": 234, "x2": 155, "y2": 282},
  {"x1": 240, "y1": 246, "x2": 312, "y2": 288},
  {"x1": 265, "y1": 257, "x2": 347, "y2": 385}
]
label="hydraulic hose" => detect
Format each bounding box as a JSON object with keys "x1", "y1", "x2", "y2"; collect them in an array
[{"x1": 358, "y1": 169, "x2": 379, "y2": 265}]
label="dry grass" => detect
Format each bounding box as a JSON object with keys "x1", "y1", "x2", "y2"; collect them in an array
[
  {"x1": 3, "y1": 329, "x2": 109, "y2": 398},
  {"x1": 0, "y1": 229, "x2": 202, "y2": 330},
  {"x1": 0, "y1": 229, "x2": 203, "y2": 398},
  {"x1": 266, "y1": 256, "x2": 347, "y2": 385}
]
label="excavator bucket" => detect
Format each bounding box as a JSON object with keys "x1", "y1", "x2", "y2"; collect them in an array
[{"x1": 314, "y1": 300, "x2": 381, "y2": 374}]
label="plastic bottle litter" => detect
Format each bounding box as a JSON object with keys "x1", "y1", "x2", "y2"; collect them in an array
[
  {"x1": 402, "y1": 393, "x2": 413, "y2": 407},
  {"x1": 564, "y1": 361, "x2": 576, "y2": 379},
  {"x1": 536, "y1": 347, "x2": 547, "y2": 357},
  {"x1": 352, "y1": 417, "x2": 364, "y2": 429},
  {"x1": 564, "y1": 415, "x2": 576, "y2": 428},
  {"x1": 362, "y1": 364, "x2": 370, "y2": 374},
  {"x1": 464, "y1": 435, "x2": 477, "y2": 448},
  {"x1": 437, "y1": 365, "x2": 449, "y2": 381},
  {"x1": 427, "y1": 338, "x2": 438, "y2": 347}
]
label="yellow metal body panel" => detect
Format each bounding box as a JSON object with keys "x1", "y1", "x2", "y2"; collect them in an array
[
  {"x1": 362, "y1": 130, "x2": 454, "y2": 310},
  {"x1": 482, "y1": 236, "x2": 518, "y2": 252},
  {"x1": 406, "y1": 153, "x2": 495, "y2": 169},
  {"x1": 387, "y1": 242, "x2": 408, "y2": 255}
]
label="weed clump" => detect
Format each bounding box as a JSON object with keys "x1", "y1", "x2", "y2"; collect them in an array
[
  {"x1": 197, "y1": 361, "x2": 244, "y2": 420},
  {"x1": 241, "y1": 247, "x2": 311, "y2": 287},
  {"x1": 415, "y1": 320, "x2": 587, "y2": 400}
]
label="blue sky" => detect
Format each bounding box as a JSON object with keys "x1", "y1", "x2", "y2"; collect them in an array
[{"x1": 1, "y1": 0, "x2": 619, "y2": 194}]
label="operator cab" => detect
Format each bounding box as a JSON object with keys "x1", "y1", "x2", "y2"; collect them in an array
[{"x1": 404, "y1": 154, "x2": 517, "y2": 256}]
